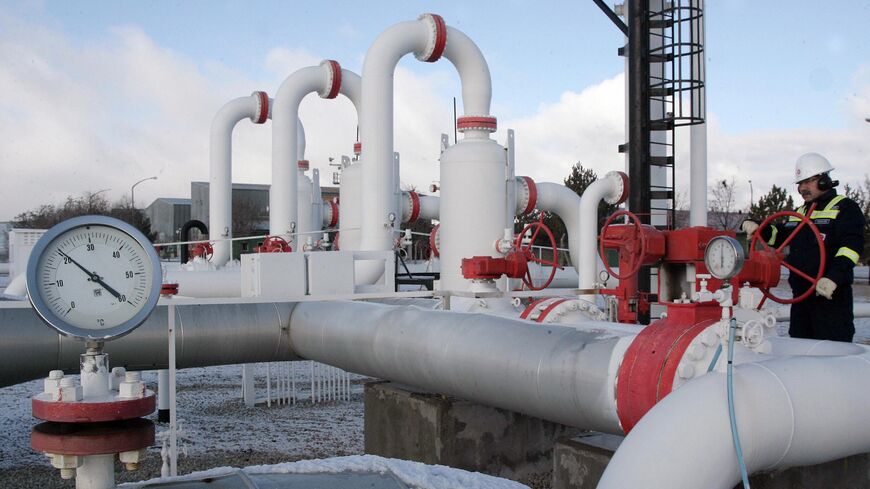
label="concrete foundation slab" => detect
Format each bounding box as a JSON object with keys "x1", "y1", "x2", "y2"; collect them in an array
[
  {"x1": 552, "y1": 432, "x2": 870, "y2": 489},
  {"x1": 364, "y1": 381, "x2": 582, "y2": 483}
]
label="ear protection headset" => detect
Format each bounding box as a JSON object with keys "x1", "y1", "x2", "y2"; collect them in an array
[{"x1": 817, "y1": 172, "x2": 839, "y2": 191}]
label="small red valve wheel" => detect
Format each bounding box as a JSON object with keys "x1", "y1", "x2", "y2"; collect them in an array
[
  {"x1": 598, "y1": 210, "x2": 647, "y2": 280},
  {"x1": 258, "y1": 236, "x2": 292, "y2": 253},
  {"x1": 189, "y1": 242, "x2": 213, "y2": 261},
  {"x1": 515, "y1": 217, "x2": 559, "y2": 290},
  {"x1": 749, "y1": 206, "x2": 825, "y2": 305}
]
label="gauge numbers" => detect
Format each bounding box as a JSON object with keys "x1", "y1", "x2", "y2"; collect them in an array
[
  {"x1": 703, "y1": 236, "x2": 745, "y2": 280},
  {"x1": 27, "y1": 216, "x2": 161, "y2": 340}
]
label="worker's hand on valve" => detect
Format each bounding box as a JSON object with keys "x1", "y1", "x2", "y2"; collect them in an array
[
  {"x1": 741, "y1": 220, "x2": 760, "y2": 236},
  {"x1": 815, "y1": 277, "x2": 837, "y2": 300}
]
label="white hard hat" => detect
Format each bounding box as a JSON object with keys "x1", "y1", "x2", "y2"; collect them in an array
[{"x1": 794, "y1": 152, "x2": 834, "y2": 184}]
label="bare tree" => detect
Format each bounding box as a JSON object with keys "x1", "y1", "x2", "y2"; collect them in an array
[{"x1": 709, "y1": 177, "x2": 744, "y2": 230}]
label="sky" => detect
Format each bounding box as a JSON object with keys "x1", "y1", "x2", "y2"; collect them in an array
[{"x1": 0, "y1": 1, "x2": 868, "y2": 222}]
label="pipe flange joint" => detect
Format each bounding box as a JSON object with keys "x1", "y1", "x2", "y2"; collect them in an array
[
  {"x1": 604, "y1": 171, "x2": 630, "y2": 205},
  {"x1": 327, "y1": 201, "x2": 339, "y2": 228},
  {"x1": 297, "y1": 159, "x2": 310, "y2": 171},
  {"x1": 405, "y1": 191, "x2": 421, "y2": 224},
  {"x1": 318, "y1": 60, "x2": 342, "y2": 99},
  {"x1": 416, "y1": 13, "x2": 447, "y2": 62},
  {"x1": 516, "y1": 176, "x2": 537, "y2": 215},
  {"x1": 457, "y1": 115, "x2": 498, "y2": 133},
  {"x1": 251, "y1": 91, "x2": 269, "y2": 124},
  {"x1": 429, "y1": 223, "x2": 440, "y2": 258},
  {"x1": 353, "y1": 142, "x2": 362, "y2": 155}
]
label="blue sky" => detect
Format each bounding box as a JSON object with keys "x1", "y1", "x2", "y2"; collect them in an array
[{"x1": 1, "y1": 1, "x2": 868, "y2": 220}]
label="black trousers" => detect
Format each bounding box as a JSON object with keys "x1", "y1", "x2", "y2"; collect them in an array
[{"x1": 789, "y1": 285, "x2": 855, "y2": 342}]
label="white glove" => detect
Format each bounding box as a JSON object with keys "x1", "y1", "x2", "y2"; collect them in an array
[
  {"x1": 741, "y1": 220, "x2": 759, "y2": 236},
  {"x1": 816, "y1": 277, "x2": 837, "y2": 300}
]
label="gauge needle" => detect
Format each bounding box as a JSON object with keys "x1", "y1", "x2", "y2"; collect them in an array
[{"x1": 57, "y1": 250, "x2": 123, "y2": 300}]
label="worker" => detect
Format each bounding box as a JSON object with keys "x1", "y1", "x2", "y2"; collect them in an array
[{"x1": 742, "y1": 153, "x2": 865, "y2": 342}]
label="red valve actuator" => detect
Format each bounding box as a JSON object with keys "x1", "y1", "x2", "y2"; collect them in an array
[{"x1": 461, "y1": 252, "x2": 528, "y2": 280}]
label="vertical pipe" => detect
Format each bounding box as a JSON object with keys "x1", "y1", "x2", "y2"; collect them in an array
[
  {"x1": 627, "y1": 0, "x2": 652, "y2": 323},
  {"x1": 689, "y1": 0, "x2": 708, "y2": 227},
  {"x1": 157, "y1": 369, "x2": 169, "y2": 422},
  {"x1": 168, "y1": 304, "x2": 178, "y2": 477},
  {"x1": 75, "y1": 454, "x2": 114, "y2": 489}
]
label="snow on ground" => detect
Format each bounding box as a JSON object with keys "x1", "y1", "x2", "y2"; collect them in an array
[{"x1": 124, "y1": 455, "x2": 529, "y2": 489}]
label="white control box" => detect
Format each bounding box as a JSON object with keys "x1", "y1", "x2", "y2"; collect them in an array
[
  {"x1": 241, "y1": 252, "x2": 306, "y2": 299},
  {"x1": 307, "y1": 251, "x2": 355, "y2": 296}
]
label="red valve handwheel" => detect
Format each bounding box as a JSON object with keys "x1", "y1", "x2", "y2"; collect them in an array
[
  {"x1": 749, "y1": 206, "x2": 825, "y2": 305},
  {"x1": 259, "y1": 236, "x2": 292, "y2": 253},
  {"x1": 515, "y1": 217, "x2": 559, "y2": 290},
  {"x1": 598, "y1": 210, "x2": 647, "y2": 280},
  {"x1": 189, "y1": 242, "x2": 214, "y2": 261}
]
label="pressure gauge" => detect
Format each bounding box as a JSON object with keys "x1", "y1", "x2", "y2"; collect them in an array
[
  {"x1": 703, "y1": 236, "x2": 745, "y2": 280},
  {"x1": 26, "y1": 215, "x2": 162, "y2": 340}
]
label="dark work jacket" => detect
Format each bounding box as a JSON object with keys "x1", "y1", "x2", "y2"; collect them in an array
[{"x1": 760, "y1": 189, "x2": 865, "y2": 295}]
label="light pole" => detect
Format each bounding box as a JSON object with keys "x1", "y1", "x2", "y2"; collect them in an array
[
  {"x1": 131, "y1": 176, "x2": 158, "y2": 220},
  {"x1": 748, "y1": 180, "x2": 753, "y2": 207}
]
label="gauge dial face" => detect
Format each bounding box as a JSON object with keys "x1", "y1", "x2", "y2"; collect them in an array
[
  {"x1": 26, "y1": 216, "x2": 162, "y2": 340},
  {"x1": 703, "y1": 236, "x2": 746, "y2": 280}
]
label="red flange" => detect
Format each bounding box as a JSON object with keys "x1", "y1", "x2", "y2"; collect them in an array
[
  {"x1": 353, "y1": 142, "x2": 362, "y2": 155},
  {"x1": 258, "y1": 236, "x2": 292, "y2": 253},
  {"x1": 322, "y1": 60, "x2": 342, "y2": 99},
  {"x1": 615, "y1": 302, "x2": 721, "y2": 433},
  {"x1": 419, "y1": 14, "x2": 447, "y2": 62},
  {"x1": 407, "y1": 191, "x2": 421, "y2": 223},
  {"x1": 252, "y1": 91, "x2": 269, "y2": 124},
  {"x1": 457, "y1": 116, "x2": 497, "y2": 132},
  {"x1": 429, "y1": 224, "x2": 440, "y2": 258},
  {"x1": 32, "y1": 418, "x2": 155, "y2": 455},
  {"x1": 519, "y1": 176, "x2": 537, "y2": 215},
  {"x1": 298, "y1": 159, "x2": 310, "y2": 171},
  {"x1": 160, "y1": 283, "x2": 179, "y2": 296},
  {"x1": 32, "y1": 393, "x2": 156, "y2": 423},
  {"x1": 327, "y1": 201, "x2": 339, "y2": 228}
]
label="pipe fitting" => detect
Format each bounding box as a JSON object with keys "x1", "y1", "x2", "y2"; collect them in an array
[
  {"x1": 250, "y1": 91, "x2": 270, "y2": 124},
  {"x1": 415, "y1": 13, "x2": 447, "y2": 62},
  {"x1": 318, "y1": 60, "x2": 342, "y2": 99},
  {"x1": 457, "y1": 115, "x2": 497, "y2": 133},
  {"x1": 516, "y1": 176, "x2": 537, "y2": 215}
]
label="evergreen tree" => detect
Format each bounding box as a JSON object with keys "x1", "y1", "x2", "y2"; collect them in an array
[{"x1": 748, "y1": 185, "x2": 795, "y2": 222}]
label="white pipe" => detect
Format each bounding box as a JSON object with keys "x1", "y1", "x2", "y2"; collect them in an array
[
  {"x1": 76, "y1": 454, "x2": 114, "y2": 489},
  {"x1": 400, "y1": 191, "x2": 440, "y2": 223},
  {"x1": 598, "y1": 348, "x2": 870, "y2": 489},
  {"x1": 271, "y1": 61, "x2": 346, "y2": 248},
  {"x1": 689, "y1": 0, "x2": 707, "y2": 227},
  {"x1": 209, "y1": 92, "x2": 270, "y2": 267},
  {"x1": 771, "y1": 302, "x2": 870, "y2": 321},
  {"x1": 289, "y1": 300, "x2": 634, "y2": 432},
  {"x1": 357, "y1": 14, "x2": 492, "y2": 284},
  {"x1": 163, "y1": 269, "x2": 241, "y2": 298},
  {"x1": 578, "y1": 171, "x2": 628, "y2": 297},
  {"x1": 535, "y1": 182, "x2": 582, "y2": 270}
]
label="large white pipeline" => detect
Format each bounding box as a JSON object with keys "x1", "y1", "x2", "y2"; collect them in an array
[
  {"x1": 357, "y1": 14, "x2": 493, "y2": 284},
  {"x1": 271, "y1": 60, "x2": 360, "y2": 248},
  {"x1": 598, "y1": 347, "x2": 870, "y2": 489},
  {"x1": 577, "y1": 171, "x2": 629, "y2": 297}
]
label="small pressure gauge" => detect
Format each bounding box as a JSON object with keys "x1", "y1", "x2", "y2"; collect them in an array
[
  {"x1": 26, "y1": 215, "x2": 162, "y2": 340},
  {"x1": 703, "y1": 235, "x2": 745, "y2": 280}
]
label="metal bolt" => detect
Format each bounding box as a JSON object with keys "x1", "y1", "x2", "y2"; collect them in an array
[
  {"x1": 678, "y1": 363, "x2": 696, "y2": 379},
  {"x1": 48, "y1": 370, "x2": 64, "y2": 380},
  {"x1": 124, "y1": 462, "x2": 139, "y2": 471},
  {"x1": 125, "y1": 371, "x2": 141, "y2": 382},
  {"x1": 59, "y1": 468, "x2": 75, "y2": 479},
  {"x1": 60, "y1": 377, "x2": 76, "y2": 388},
  {"x1": 686, "y1": 344, "x2": 706, "y2": 361}
]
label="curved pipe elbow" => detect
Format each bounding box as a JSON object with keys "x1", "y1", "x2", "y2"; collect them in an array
[
  {"x1": 443, "y1": 26, "x2": 492, "y2": 116},
  {"x1": 577, "y1": 171, "x2": 629, "y2": 290},
  {"x1": 210, "y1": 92, "x2": 270, "y2": 266},
  {"x1": 599, "y1": 352, "x2": 870, "y2": 489}
]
